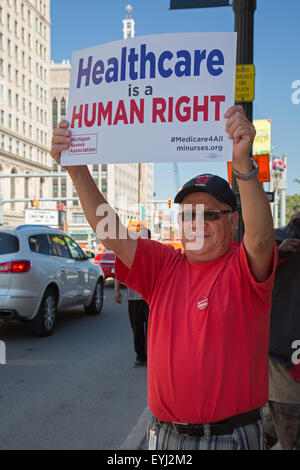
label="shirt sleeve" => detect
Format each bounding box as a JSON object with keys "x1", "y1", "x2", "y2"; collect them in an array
[
  {"x1": 238, "y1": 238, "x2": 278, "y2": 303},
  {"x1": 115, "y1": 238, "x2": 176, "y2": 303}
]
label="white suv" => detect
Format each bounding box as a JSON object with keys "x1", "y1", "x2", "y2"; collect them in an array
[{"x1": 0, "y1": 225, "x2": 105, "y2": 336}]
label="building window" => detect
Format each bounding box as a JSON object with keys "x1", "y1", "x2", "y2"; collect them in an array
[
  {"x1": 92, "y1": 165, "x2": 99, "y2": 184},
  {"x1": 72, "y1": 184, "x2": 78, "y2": 206},
  {"x1": 52, "y1": 98, "x2": 58, "y2": 128},
  {"x1": 72, "y1": 213, "x2": 87, "y2": 224},
  {"x1": 61, "y1": 177, "x2": 66, "y2": 198},
  {"x1": 0, "y1": 110, "x2": 4, "y2": 125},
  {"x1": 0, "y1": 84, "x2": 4, "y2": 104},
  {"x1": 101, "y1": 164, "x2": 108, "y2": 196},
  {"x1": 60, "y1": 98, "x2": 66, "y2": 120}
]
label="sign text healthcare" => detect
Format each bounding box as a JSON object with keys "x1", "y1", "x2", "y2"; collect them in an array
[
  {"x1": 76, "y1": 44, "x2": 225, "y2": 87},
  {"x1": 72, "y1": 44, "x2": 226, "y2": 128}
]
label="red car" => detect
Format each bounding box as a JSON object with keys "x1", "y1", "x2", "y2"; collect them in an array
[{"x1": 94, "y1": 249, "x2": 116, "y2": 279}]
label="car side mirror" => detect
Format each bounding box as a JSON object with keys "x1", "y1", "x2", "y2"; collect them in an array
[{"x1": 85, "y1": 251, "x2": 95, "y2": 259}]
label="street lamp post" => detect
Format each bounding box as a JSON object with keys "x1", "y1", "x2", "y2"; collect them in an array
[{"x1": 232, "y1": 0, "x2": 256, "y2": 242}]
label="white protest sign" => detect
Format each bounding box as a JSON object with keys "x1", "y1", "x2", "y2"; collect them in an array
[{"x1": 61, "y1": 32, "x2": 237, "y2": 166}]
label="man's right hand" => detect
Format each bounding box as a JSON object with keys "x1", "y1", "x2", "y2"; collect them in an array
[
  {"x1": 114, "y1": 291, "x2": 123, "y2": 304},
  {"x1": 278, "y1": 238, "x2": 300, "y2": 253},
  {"x1": 50, "y1": 120, "x2": 82, "y2": 172}
]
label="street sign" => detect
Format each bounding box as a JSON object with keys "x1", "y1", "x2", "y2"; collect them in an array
[
  {"x1": 265, "y1": 192, "x2": 275, "y2": 203},
  {"x1": 235, "y1": 64, "x2": 255, "y2": 102},
  {"x1": 253, "y1": 119, "x2": 271, "y2": 155},
  {"x1": 170, "y1": 0, "x2": 230, "y2": 8},
  {"x1": 24, "y1": 209, "x2": 59, "y2": 226}
]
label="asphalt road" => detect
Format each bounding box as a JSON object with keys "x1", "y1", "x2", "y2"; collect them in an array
[{"x1": 0, "y1": 282, "x2": 148, "y2": 450}]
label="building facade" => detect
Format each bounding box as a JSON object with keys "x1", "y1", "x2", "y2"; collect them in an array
[{"x1": 0, "y1": 0, "x2": 52, "y2": 227}]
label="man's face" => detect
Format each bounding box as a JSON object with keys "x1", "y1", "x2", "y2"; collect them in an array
[{"x1": 178, "y1": 192, "x2": 239, "y2": 262}]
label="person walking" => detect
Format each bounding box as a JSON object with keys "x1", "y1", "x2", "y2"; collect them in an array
[
  {"x1": 51, "y1": 105, "x2": 276, "y2": 450},
  {"x1": 114, "y1": 227, "x2": 151, "y2": 368},
  {"x1": 264, "y1": 211, "x2": 300, "y2": 450}
]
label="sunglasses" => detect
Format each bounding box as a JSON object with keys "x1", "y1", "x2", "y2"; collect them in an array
[{"x1": 179, "y1": 209, "x2": 232, "y2": 222}]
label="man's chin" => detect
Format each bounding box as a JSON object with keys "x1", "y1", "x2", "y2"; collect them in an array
[{"x1": 184, "y1": 237, "x2": 207, "y2": 251}]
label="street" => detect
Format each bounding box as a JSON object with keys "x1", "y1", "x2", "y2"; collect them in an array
[{"x1": 0, "y1": 283, "x2": 148, "y2": 450}]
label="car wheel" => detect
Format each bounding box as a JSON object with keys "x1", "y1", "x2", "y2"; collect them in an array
[
  {"x1": 29, "y1": 288, "x2": 57, "y2": 337},
  {"x1": 85, "y1": 279, "x2": 104, "y2": 316}
]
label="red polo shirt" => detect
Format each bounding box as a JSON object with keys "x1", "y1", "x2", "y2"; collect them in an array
[{"x1": 116, "y1": 238, "x2": 277, "y2": 424}]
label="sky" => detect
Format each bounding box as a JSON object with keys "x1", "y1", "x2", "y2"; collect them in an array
[{"x1": 51, "y1": 0, "x2": 300, "y2": 200}]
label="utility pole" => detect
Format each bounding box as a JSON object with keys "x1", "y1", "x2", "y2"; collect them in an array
[{"x1": 232, "y1": 0, "x2": 256, "y2": 242}]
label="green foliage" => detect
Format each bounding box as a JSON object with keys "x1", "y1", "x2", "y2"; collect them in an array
[{"x1": 284, "y1": 194, "x2": 300, "y2": 223}]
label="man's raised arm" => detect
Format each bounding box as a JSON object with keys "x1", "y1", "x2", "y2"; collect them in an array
[
  {"x1": 225, "y1": 105, "x2": 275, "y2": 282},
  {"x1": 50, "y1": 121, "x2": 137, "y2": 269}
]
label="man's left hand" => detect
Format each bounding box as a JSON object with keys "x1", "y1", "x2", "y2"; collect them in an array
[{"x1": 224, "y1": 105, "x2": 256, "y2": 167}]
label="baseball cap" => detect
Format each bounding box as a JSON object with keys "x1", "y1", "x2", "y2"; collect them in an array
[{"x1": 174, "y1": 174, "x2": 237, "y2": 212}]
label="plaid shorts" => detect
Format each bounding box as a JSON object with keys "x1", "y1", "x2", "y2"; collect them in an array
[{"x1": 147, "y1": 412, "x2": 268, "y2": 450}]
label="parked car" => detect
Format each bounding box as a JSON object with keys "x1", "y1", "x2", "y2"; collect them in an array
[
  {"x1": 0, "y1": 225, "x2": 105, "y2": 337},
  {"x1": 94, "y1": 248, "x2": 116, "y2": 279}
]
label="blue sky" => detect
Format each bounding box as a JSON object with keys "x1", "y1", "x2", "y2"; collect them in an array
[{"x1": 51, "y1": 0, "x2": 300, "y2": 199}]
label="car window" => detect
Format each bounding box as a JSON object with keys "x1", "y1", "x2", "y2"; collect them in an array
[
  {"x1": 28, "y1": 234, "x2": 51, "y2": 255},
  {"x1": 0, "y1": 233, "x2": 19, "y2": 255},
  {"x1": 64, "y1": 236, "x2": 85, "y2": 261},
  {"x1": 49, "y1": 235, "x2": 71, "y2": 259}
]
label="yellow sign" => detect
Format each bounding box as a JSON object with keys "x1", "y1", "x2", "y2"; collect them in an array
[
  {"x1": 253, "y1": 119, "x2": 271, "y2": 155},
  {"x1": 235, "y1": 64, "x2": 255, "y2": 102}
]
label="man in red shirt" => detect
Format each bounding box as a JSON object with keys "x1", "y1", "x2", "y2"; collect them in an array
[{"x1": 50, "y1": 105, "x2": 276, "y2": 450}]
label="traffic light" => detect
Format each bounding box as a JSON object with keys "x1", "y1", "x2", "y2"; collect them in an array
[
  {"x1": 168, "y1": 198, "x2": 172, "y2": 209},
  {"x1": 31, "y1": 198, "x2": 39, "y2": 208}
]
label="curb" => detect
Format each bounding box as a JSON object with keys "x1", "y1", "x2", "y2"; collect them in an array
[{"x1": 119, "y1": 406, "x2": 151, "y2": 450}]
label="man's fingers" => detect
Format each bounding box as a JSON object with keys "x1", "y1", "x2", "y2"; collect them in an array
[
  {"x1": 52, "y1": 135, "x2": 71, "y2": 145},
  {"x1": 226, "y1": 116, "x2": 249, "y2": 136},
  {"x1": 224, "y1": 105, "x2": 245, "y2": 119},
  {"x1": 58, "y1": 120, "x2": 70, "y2": 129},
  {"x1": 226, "y1": 111, "x2": 248, "y2": 129},
  {"x1": 53, "y1": 128, "x2": 71, "y2": 137}
]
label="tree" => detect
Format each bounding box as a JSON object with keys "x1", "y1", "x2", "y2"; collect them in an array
[{"x1": 283, "y1": 194, "x2": 300, "y2": 223}]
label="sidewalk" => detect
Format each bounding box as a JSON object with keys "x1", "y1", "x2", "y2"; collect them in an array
[{"x1": 119, "y1": 406, "x2": 151, "y2": 450}]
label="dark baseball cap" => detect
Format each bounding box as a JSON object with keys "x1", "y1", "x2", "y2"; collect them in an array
[{"x1": 174, "y1": 174, "x2": 237, "y2": 212}]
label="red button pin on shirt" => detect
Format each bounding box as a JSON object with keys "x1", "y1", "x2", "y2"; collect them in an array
[{"x1": 197, "y1": 297, "x2": 209, "y2": 311}]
